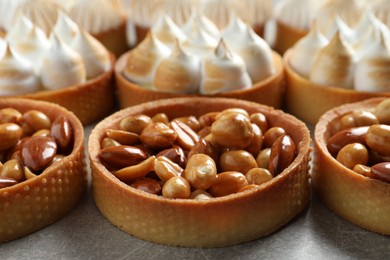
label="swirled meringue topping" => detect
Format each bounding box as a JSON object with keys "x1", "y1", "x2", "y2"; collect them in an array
[
  {"x1": 127, "y1": 0, "x2": 161, "y2": 28},
  {"x1": 200, "y1": 0, "x2": 240, "y2": 29},
  {"x1": 239, "y1": 0, "x2": 272, "y2": 27},
  {"x1": 182, "y1": 25, "x2": 218, "y2": 58},
  {"x1": 40, "y1": 35, "x2": 86, "y2": 90},
  {"x1": 310, "y1": 31, "x2": 356, "y2": 89},
  {"x1": 0, "y1": 38, "x2": 6, "y2": 59},
  {"x1": 151, "y1": 14, "x2": 187, "y2": 48},
  {"x1": 290, "y1": 22, "x2": 329, "y2": 78},
  {"x1": 6, "y1": 16, "x2": 34, "y2": 45},
  {"x1": 274, "y1": 0, "x2": 320, "y2": 30},
  {"x1": 354, "y1": 30, "x2": 390, "y2": 92},
  {"x1": 53, "y1": 11, "x2": 79, "y2": 44},
  {"x1": 370, "y1": 0, "x2": 390, "y2": 29},
  {"x1": 160, "y1": 0, "x2": 200, "y2": 27},
  {"x1": 154, "y1": 40, "x2": 200, "y2": 94},
  {"x1": 124, "y1": 33, "x2": 171, "y2": 88},
  {"x1": 71, "y1": 29, "x2": 111, "y2": 79},
  {"x1": 222, "y1": 16, "x2": 248, "y2": 51},
  {"x1": 0, "y1": 44, "x2": 40, "y2": 96},
  {"x1": 182, "y1": 12, "x2": 220, "y2": 40},
  {"x1": 200, "y1": 39, "x2": 252, "y2": 94},
  {"x1": 66, "y1": 0, "x2": 123, "y2": 34}
]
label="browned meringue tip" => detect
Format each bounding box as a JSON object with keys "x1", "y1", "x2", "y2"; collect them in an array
[
  {"x1": 0, "y1": 98, "x2": 87, "y2": 243},
  {"x1": 283, "y1": 50, "x2": 390, "y2": 125},
  {"x1": 313, "y1": 97, "x2": 390, "y2": 235},
  {"x1": 88, "y1": 97, "x2": 311, "y2": 247},
  {"x1": 115, "y1": 51, "x2": 285, "y2": 109},
  {"x1": 273, "y1": 21, "x2": 308, "y2": 55},
  {"x1": 9, "y1": 54, "x2": 116, "y2": 125}
]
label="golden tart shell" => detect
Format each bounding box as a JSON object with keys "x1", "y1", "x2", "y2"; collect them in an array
[
  {"x1": 284, "y1": 50, "x2": 390, "y2": 125},
  {"x1": 273, "y1": 21, "x2": 307, "y2": 55},
  {"x1": 88, "y1": 97, "x2": 311, "y2": 247},
  {"x1": 0, "y1": 98, "x2": 87, "y2": 243},
  {"x1": 313, "y1": 97, "x2": 390, "y2": 235},
  {"x1": 114, "y1": 51, "x2": 285, "y2": 109}
]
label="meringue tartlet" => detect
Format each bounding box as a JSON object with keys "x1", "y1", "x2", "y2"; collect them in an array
[
  {"x1": 313, "y1": 97, "x2": 390, "y2": 235},
  {"x1": 88, "y1": 97, "x2": 311, "y2": 247},
  {"x1": 0, "y1": 98, "x2": 86, "y2": 243}
]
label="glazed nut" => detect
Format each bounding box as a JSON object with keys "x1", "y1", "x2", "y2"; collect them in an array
[
  {"x1": 256, "y1": 148, "x2": 271, "y2": 170},
  {"x1": 374, "y1": 98, "x2": 390, "y2": 124},
  {"x1": 101, "y1": 137, "x2": 121, "y2": 149},
  {"x1": 365, "y1": 124, "x2": 390, "y2": 156},
  {"x1": 207, "y1": 171, "x2": 249, "y2": 197},
  {"x1": 24, "y1": 166, "x2": 37, "y2": 180},
  {"x1": 0, "y1": 176, "x2": 18, "y2": 188},
  {"x1": 32, "y1": 129, "x2": 51, "y2": 137},
  {"x1": 269, "y1": 135, "x2": 296, "y2": 175},
  {"x1": 326, "y1": 126, "x2": 369, "y2": 156},
  {"x1": 197, "y1": 126, "x2": 211, "y2": 138},
  {"x1": 190, "y1": 189, "x2": 213, "y2": 200},
  {"x1": 245, "y1": 123, "x2": 263, "y2": 156},
  {"x1": 51, "y1": 116, "x2": 73, "y2": 152},
  {"x1": 340, "y1": 111, "x2": 379, "y2": 130},
  {"x1": 215, "y1": 108, "x2": 249, "y2": 120},
  {"x1": 156, "y1": 146, "x2": 187, "y2": 168},
  {"x1": 99, "y1": 145, "x2": 148, "y2": 169},
  {"x1": 0, "y1": 123, "x2": 23, "y2": 150},
  {"x1": 250, "y1": 112, "x2": 268, "y2": 134},
  {"x1": 199, "y1": 112, "x2": 218, "y2": 127},
  {"x1": 129, "y1": 177, "x2": 162, "y2": 195},
  {"x1": 22, "y1": 110, "x2": 51, "y2": 132},
  {"x1": 219, "y1": 150, "x2": 257, "y2": 175},
  {"x1": 263, "y1": 127, "x2": 286, "y2": 148},
  {"x1": 21, "y1": 136, "x2": 57, "y2": 172},
  {"x1": 352, "y1": 164, "x2": 373, "y2": 178},
  {"x1": 174, "y1": 116, "x2": 202, "y2": 132},
  {"x1": 154, "y1": 156, "x2": 183, "y2": 182},
  {"x1": 119, "y1": 114, "x2": 152, "y2": 134},
  {"x1": 151, "y1": 113, "x2": 169, "y2": 124},
  {"x1": 371, "y1": 162, "x2": 390, "y2": 183},
  {"x1": 245, "y1": 168, "x2": 273, "y2": 185},
  {"x1": 0, "y1": 159, "x2": 25, "y2": 182},
  {"x1": 162, "y1": 176, "x2": 191, "y2": 199},
  {"x1": 336, "y1": 143, "x2": 369, "y2": 170},
  {"x1": 114, "y1": 156, "x2": 155, "y2": 182},
  {"x1": 0, "y1": 108, "x2": 22, "y2": 124},
  {"x1": 170, "y1": 120, "x2": 199, "y2": 151},
  {"x1": 211, "y1": 113, "x2": 253, "y2": 149},
  {"x1": 140, "y1": 122, "x2": 177, "y2": 150},
  {"x1": 184, "y1": 154, "x2": 217, "y2": 190},
  {"x1": 187, "y1": 138, "x2": 219, "y2": 163},
  {"x1": 105, "y1": 129, "x2": 140, "y2": 146}
]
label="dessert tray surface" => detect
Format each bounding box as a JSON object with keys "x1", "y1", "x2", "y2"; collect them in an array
[{"x1": 2, "y1": 124, "x2": 388, "y2": 260}]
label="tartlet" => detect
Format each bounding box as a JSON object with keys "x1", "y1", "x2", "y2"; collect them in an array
[
  {"x1": 313, "y1": 97, "x2": 390, "y2": 235},
  {"x1": 0, "y1": 98, "x2": 86, "y2": 243},
  {"x1": 88, "y1": 97, "x2": 311, "y2": 247},
  {"x1": 273, "y1": 21, "x2": 307, "y2": 55},
  {"x1": 283, "y1": 50, "x2": 390, "y2": 124},
  {"x1": 115, "y1": 51, "x2": 285, "y2": 109}
]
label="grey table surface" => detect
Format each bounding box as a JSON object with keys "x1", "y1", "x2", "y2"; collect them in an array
[{"x1": 2, "y1": 123, "x2": 390, "y2": 260}]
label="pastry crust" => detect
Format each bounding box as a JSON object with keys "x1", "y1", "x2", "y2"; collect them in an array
[
  {"x1": 89, "y1": 97, "x2": 311, "y2": 247},
  {"x1": 0, "y1": 98, "x2": 86, "y2": 243},
  {"x1": 115, "y1": 51, "x2": 285, "y2": 109},
  {"x1": 2, "y1": 54, "x2": 116, "y2": 125},
  {"x1": 284, "y1": 50, "x2": 390, "y2": 125},
  {"x1": 313, "y1": 97, "x2": 390, "y2": 235},
  {"x1": 273, "y1": 21, "x2": 307, "y2": 55}
]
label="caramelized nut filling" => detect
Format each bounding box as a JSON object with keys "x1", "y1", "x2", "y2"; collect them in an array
[{"x1": 98, "y1": 108, "x2": 298, "y2": 199}]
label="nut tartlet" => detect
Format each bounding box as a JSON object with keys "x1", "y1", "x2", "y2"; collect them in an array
[
  {"x1": 0, "y1": 98, "x2": 86, "y2": 243},
  {"x1": 115, "y1": 51, "x2": 284, "y2": 109},
  {"x1": 313, "y1": 97, "x2": 390, "y2": 235},
  {"x1": 88, "y1": 97, "x2": 311, "y2": 247},
  {"x1": 284, "y1": 50, "x2": 390, "y2": 124}
]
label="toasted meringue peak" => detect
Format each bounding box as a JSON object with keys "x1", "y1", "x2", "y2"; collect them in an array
[
  {"x1": 6, "y1": 15, "x2": 34, "y2": 45},
  {"x1": 12, "y1": 24, "x2": 50, "y2": 73},
  {"x1": 161, "y1": 0, "x2": 200, "y2": 26},
  {"x1": 154, "y1": 40, "x2": 200, "y2": 94},
  {"x1": 53, "y1": 11, "x2": 79, "y2": 44},
  {"x1": 0, "y1": 38, "x2": 6, "y2": 59},
  {"x1": 238, "y1": 0, "x2": 272, "y2": 27},
  {"x1": 71, "y1": 29, "x2": 111, "y2": 79},
  {"x1": 354, "y1": 30, "x2": 390, "y2": 92},
  {"x1": 290, "y1": 22, "x2": 329, "y2": 78},
  {"x1": 371, "y1": 0, "x2": 390, "y2": 29},
  {"x1": 182, "y1": 25, "x2": 218, "y2": 57},
  {"x1": 274, "y1": 0, "x2": 320, "y2": 30},
  {"x1": 354, "y1": 13, "x2": 384, "y2": 57},
  {"x1": 200, "y1": 0, "x2": 241, "y2": 29},
  {"x1": 17, "y1": 0, "x2": 63, "y2": 35},
  {"x1": 324, "y1": 16, "x2": 356, "y2": 44},
  {"x1": 181, "y1": 12, "x2": 220, "y2": 39},
  {"x1": 200, "y1": 39, "x2": 252, "y2": 94},
  {"x1": 0, "y1": 44, "x2": 40, "y2": 96},
  {"x1": 151, "y1": 14, "x2": 187, "y2": 48},
  {"x1": 310, "y1": 32, "x2": 356, "y2": 89},
  {"x1": 127, "y1": 0, "x2": 162, "y2": 28},
  {"x1": 40, "y1": 35, "x2": 86, "y2": 90},
  {"x1": 222, "y1": 16, "x2": 248, "y2": 51},
  {"x1": 234, "y1": 27, "x2": 275, "y2": 83},
  {"x1": 66, "y1": 0, "x2": 122, "y2": 34},
  {"x1": 317, "y1": 0, "x2": 365, "y2": 36},
  {"x1": 0, "y1": 0, "x2": 24, "y2": 31},
  {"x1": 123, "y1": 33, "x2": 171, "y2": 88}
]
